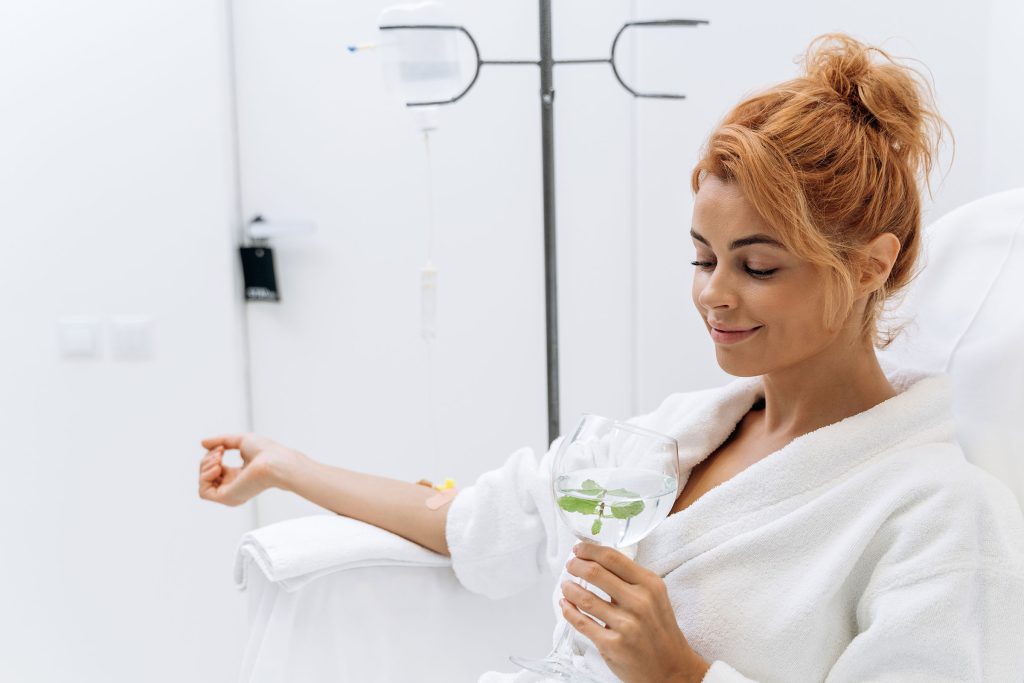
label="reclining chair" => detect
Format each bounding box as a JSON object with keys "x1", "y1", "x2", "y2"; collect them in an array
[{"x1": 232, "y1": 189, "x2": 1024, "y2": 682}]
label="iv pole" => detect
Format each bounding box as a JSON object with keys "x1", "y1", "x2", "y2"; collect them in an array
[
  {"x1": 538, "y1": 0, "x2": 560, "y2": 446},
  {"x1": 378, "y1": 6, "x2": 709, "y2": 444}
]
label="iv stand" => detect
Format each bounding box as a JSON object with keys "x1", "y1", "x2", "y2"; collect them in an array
[
  {"x1": 380, "y1": 6, "x2": 708, "y2": 444},
  {"x1": 538, "y1": 2, "x2": 559, "y2": 446}
]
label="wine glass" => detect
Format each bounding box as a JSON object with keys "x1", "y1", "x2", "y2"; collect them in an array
[{"x1": 509, "y1": 414, "x2": 680, "y2": 682}]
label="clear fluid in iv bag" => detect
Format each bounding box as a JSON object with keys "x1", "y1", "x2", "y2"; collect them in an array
[{"x1": 379, "y1": 2, "x2": 470, "y2": 106}]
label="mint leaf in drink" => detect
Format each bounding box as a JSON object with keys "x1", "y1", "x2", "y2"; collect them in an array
[
  {"x1": 558, "y1": 494, "x2": 600, "y2": 515},
  {"x1": 564, "y1": 479, "x2": 608, "y2": 498},
  {"x1": 591, "y1": 518, "x2": 602, "y2": 535},
  {"x1": 604, "y1": 488, "x2": 641, "y2": 498},
  {"x1": 609, "y1": 500, "x2": 645, "y2": 519}
]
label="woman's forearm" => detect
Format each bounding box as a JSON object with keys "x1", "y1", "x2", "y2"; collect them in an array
[{"x1": 272, "y1": 454, "x2": 453, "y2": 557}]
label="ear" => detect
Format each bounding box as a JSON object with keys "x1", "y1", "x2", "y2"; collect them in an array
[{"x1": 859, "y1": 232, "x2": 901, "y2": 295}]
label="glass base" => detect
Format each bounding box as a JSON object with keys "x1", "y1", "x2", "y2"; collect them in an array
[{"x1": 508, "y1": 653, "x2": 609, "y2": 683}]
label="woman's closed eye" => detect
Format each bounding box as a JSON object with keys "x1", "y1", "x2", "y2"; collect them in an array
[{"x1": 689, "y1": 260, "x2": 779, "y2": 279}]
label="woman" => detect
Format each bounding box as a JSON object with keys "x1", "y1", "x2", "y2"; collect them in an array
[{"x1": 199, "y1": 34, "x2": 1024, "y2": 682}]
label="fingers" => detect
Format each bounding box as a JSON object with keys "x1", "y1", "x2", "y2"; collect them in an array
[
  {"x1": 199, "y1": 449, "x2": 222, "y2": 476},
  {"x1": 199, "y1": 447, "x2": 227, "y2": 500},
  {"x1": 201, "y1": 445, "x2": 224, "y2": 459},
  {"x1": 199, "y1": 447, "x2": 224, "y2": 472},
  {"x1": 200, "y1": 434, "x2": 246, "y2": 451},
  {"x1": 572, "y1": 542, "x2": 652, "y2": 586},
  {"x1": 560, "y1": 597, "x2": 610, "y2": 645},
  {"x1": 199, "y1": 444, "x2": 222, "y2": 464},
  {"x1": 565, "y1": 553, "x2": 632, "y2": 605},
  {"x1": 561, "y1": 580, "x2": 622, "y2": 630}
]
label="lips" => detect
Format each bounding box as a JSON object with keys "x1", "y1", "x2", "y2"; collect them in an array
[
  {"x1": 708, "y1": 322, "x2": 762, "y2": 345},
  {"x1": 708, "y1": 322, "x2": 758, "y2": 333}
]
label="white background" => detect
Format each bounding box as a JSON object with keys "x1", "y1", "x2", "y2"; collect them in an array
[{"x1": 1, "y1": 1, "x2": 1021, "y2": 680}]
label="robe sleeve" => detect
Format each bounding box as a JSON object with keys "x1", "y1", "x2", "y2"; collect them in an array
[
  {"x1": 442, "y1": 392, "x2": 693, "y2": 601},
  {"x1": 443, "y1": 394, "x2": 682, "y2": 600},
  {"x1": 701, "y1": 564, "x2": 1024, "y2": 682},
  {"x1": 444, "y1": 437, "x2": 572, "y2": 600},
  {"x1": 701, "y1": 661, "x2": 758, "y2": 682}
]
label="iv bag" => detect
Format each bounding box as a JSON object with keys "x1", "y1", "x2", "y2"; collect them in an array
[{"x1": 378, "y1": 2, "x2": 473, "y2": 107}]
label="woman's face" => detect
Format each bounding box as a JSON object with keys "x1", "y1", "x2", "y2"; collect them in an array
[{"x1": 690, "y1": 175, "x2": 845, "y2": 377}]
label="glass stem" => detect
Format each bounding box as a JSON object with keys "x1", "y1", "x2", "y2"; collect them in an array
[{"x1": 552, "y1": 575, "x2": 590, "y2": 661}]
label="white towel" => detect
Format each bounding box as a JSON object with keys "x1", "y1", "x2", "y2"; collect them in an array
[{"x1": 234, "y1": 513, "x2": 450, "y2": 592}]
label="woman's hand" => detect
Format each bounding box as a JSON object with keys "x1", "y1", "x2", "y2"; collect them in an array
[
  {"x1": 198, "y1": 433, "x2": 306, "y2": 507},
  {"x1": 562, "y1": 542, "x2": 711, "y2": 683}
]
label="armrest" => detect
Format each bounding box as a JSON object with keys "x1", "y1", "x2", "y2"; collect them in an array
[{"x1": 233, "y1": 513, "x2": 451, "y2": 593}]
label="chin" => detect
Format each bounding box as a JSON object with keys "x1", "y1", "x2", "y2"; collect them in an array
[{"x1": 714, "y1": 351, "x2": 767, "y2": 378}]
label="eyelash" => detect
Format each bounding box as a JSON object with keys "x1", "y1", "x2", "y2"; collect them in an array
[{"x1": 689, "y1": 261, "x2": 778, "y2": 280}]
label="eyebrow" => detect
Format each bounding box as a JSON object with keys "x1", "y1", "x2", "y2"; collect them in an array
[{"x1": 690, "y1": 229, "x2": 785, "y2": 250}]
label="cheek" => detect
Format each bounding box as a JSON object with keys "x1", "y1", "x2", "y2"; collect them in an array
[{"x1": 761, "y1": 281, "x2": 830, "y2": 343}]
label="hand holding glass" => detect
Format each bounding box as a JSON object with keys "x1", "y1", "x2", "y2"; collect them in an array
[{"x1": 509, "y1": 414, "x2": 680, "y2": 682}]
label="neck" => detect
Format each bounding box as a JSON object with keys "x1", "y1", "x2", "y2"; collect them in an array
[{"x1": 758, "y1": 334, "x2": 896, "y2": 439}]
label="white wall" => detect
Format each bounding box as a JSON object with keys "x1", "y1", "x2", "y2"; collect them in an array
[
  {"x1": 0, "y1": 2, "x2": 251, "y2": 681},
  {"x1": 984, "y1": 0, "x2": 1024, "y2": 195}
]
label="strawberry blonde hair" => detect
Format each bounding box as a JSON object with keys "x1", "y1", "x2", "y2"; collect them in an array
[{"x1": 691, "y1": 33, "x2": 950, "y2": 347}]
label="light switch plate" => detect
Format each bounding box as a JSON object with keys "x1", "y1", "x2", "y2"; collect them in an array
[
  {"x1": 110, "y1": 315, "x2": 155, "y2": 361},
  {"x1": 57, "y1": 316, "x2": 100, "y2": 359}
]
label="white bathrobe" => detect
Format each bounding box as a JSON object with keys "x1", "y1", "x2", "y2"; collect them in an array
[{"x1": 445, "y1": 370, "x2": 1024, "y2": 682}]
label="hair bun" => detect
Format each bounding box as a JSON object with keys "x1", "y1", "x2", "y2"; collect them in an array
[
  {"x1": 801, "y1": 33, "x2": 944, "y2": 178},
  {"x1": 804, "y1": 33, "x2": 873, "y2": 103}
]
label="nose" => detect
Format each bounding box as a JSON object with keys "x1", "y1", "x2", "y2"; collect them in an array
[{"x1": 696, "y1": 266, "x2": 739, "y2": 312}]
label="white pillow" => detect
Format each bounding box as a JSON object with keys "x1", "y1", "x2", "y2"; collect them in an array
[{"x1": 880, "y1": 189, "x2": 1024, "y2": 509}]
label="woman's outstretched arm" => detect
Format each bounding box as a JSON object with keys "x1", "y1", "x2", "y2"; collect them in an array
[{"x1": 198, "y1": 433, "x2": 452, "y2": 557}]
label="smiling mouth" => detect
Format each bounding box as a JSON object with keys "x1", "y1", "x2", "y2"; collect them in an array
[{"x1": 708, "y1": 325, "x2": 762, "y2": 344}]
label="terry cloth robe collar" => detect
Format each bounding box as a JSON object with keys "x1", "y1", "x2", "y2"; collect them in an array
[{"x1": 636, "y1": 370, "x2": 954, "y2": 577}]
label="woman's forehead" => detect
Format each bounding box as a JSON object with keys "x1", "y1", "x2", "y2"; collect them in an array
[{"x1": 692, "y1": 177, "x2": 777, "y2": 242}]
